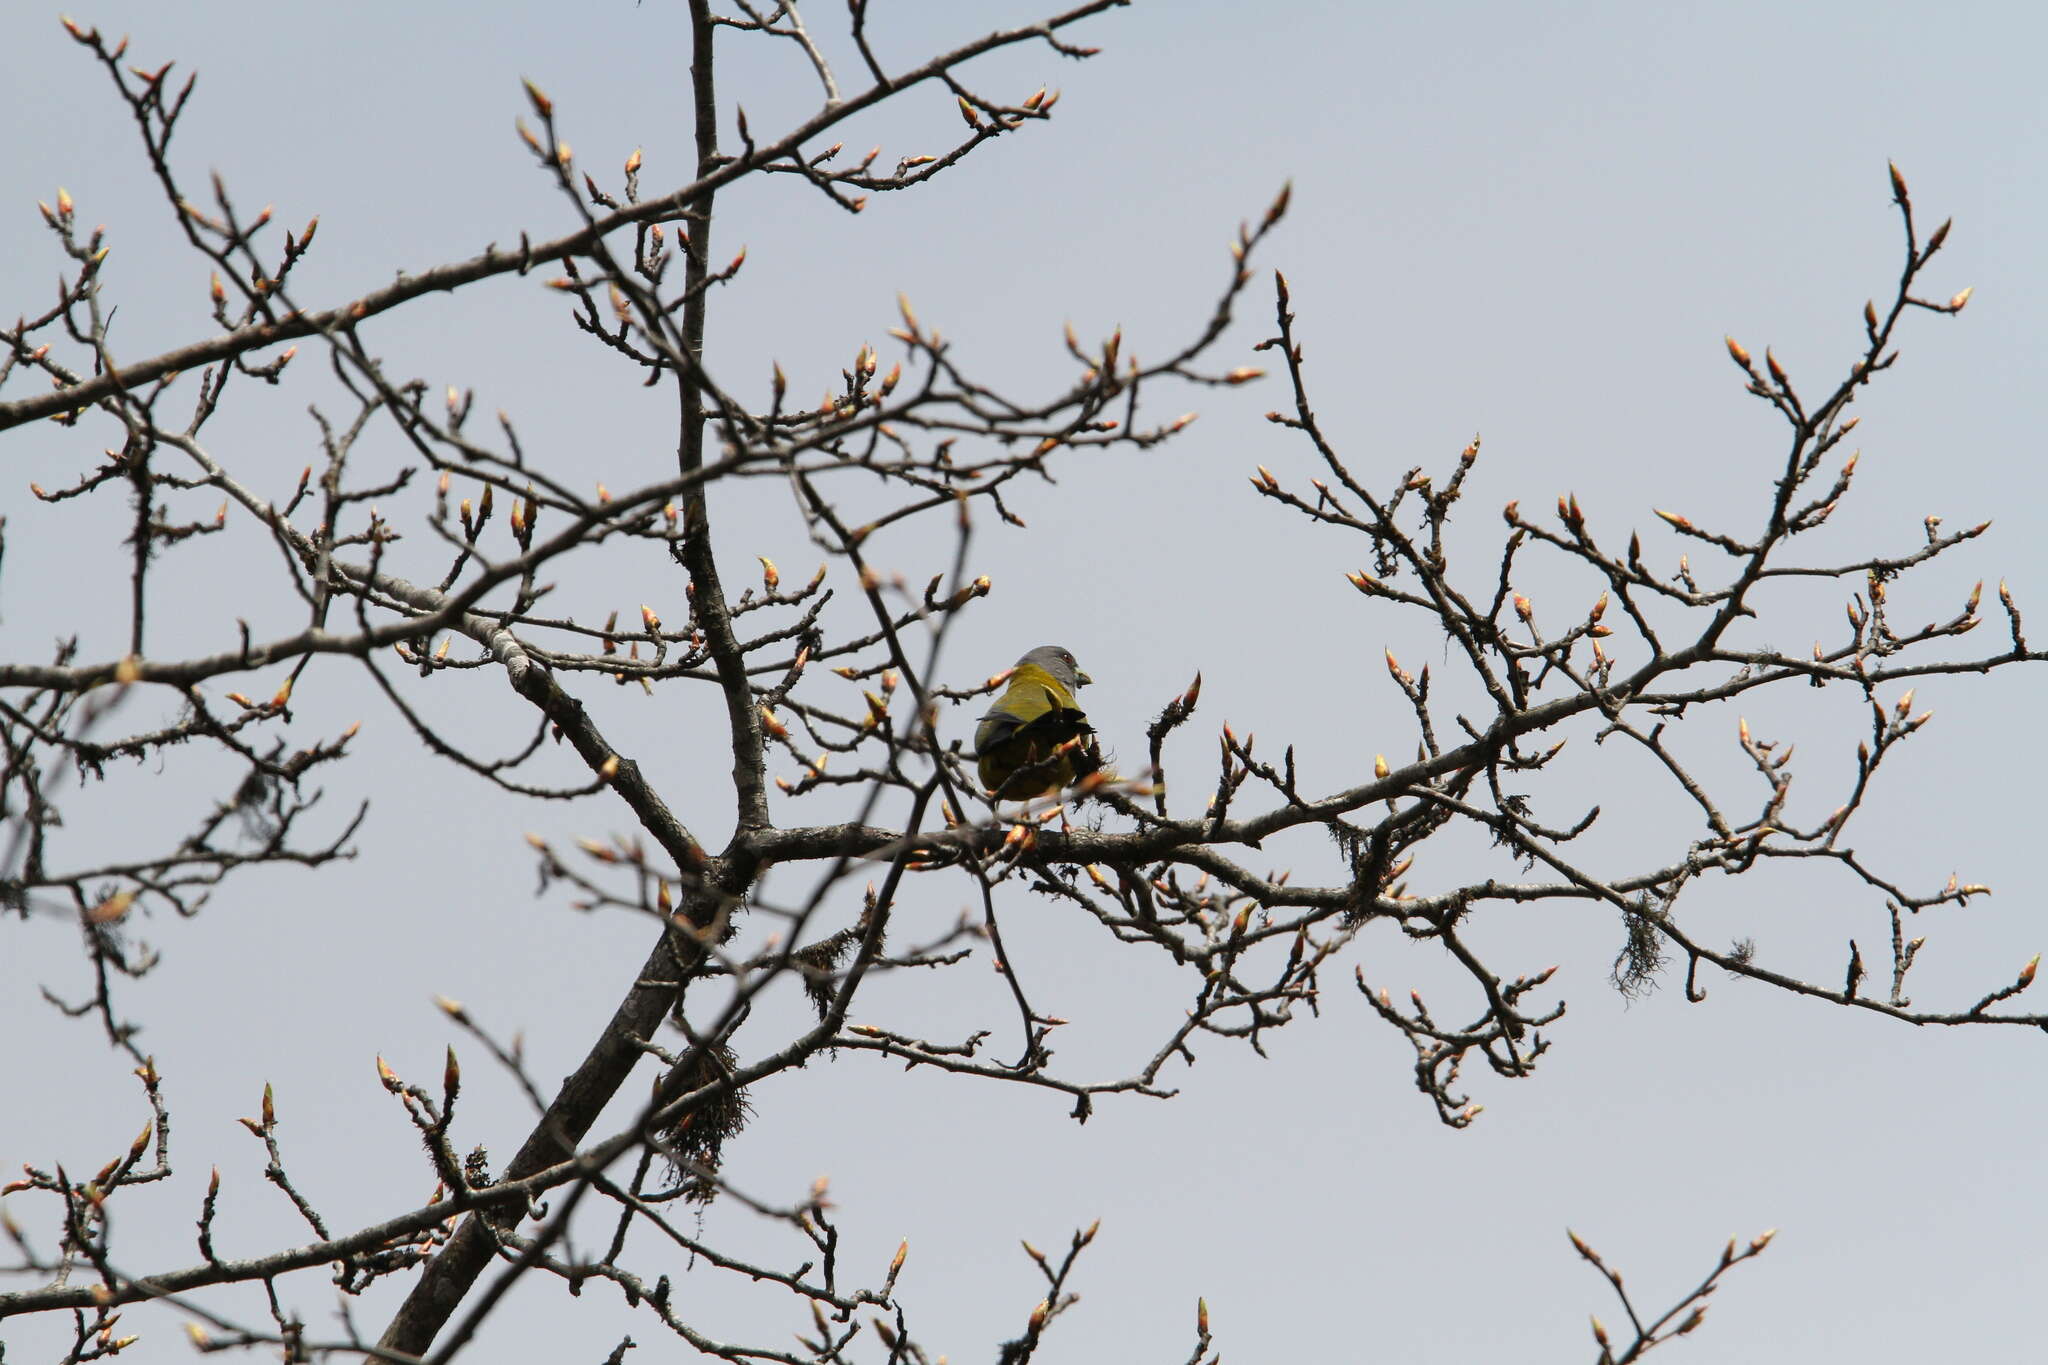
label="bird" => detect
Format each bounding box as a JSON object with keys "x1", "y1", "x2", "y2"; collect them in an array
[{"x1": 974, "y1": 645, "x2": 1101, "y2": 800}]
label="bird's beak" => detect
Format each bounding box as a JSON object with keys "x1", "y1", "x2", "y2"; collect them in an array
[{"x1": 1075, "y1": 669, "x2": 1093, "y2": 688}]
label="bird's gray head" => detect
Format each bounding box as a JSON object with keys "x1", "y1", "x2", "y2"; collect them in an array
[{"x1": 1017, "y1": 644, "x2": 1091, "y2": 691}]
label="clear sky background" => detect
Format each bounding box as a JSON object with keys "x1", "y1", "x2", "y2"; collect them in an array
[{"x1": 6, "y1": 2, "x2": 2047, "y2": 1360}]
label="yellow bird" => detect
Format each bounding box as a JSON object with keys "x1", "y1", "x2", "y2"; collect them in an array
[{"x1": 974, "y1": 645, "x2": 1100, "y2": 799}]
